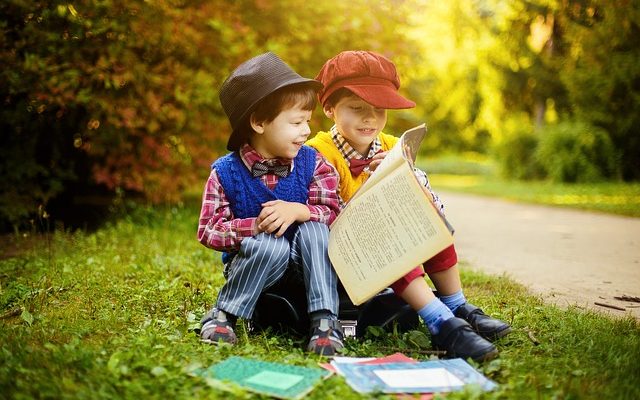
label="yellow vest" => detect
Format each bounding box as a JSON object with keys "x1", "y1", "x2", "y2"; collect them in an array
[{"x1": 307, "y1": 131, "x2": 398, "y2": 203}]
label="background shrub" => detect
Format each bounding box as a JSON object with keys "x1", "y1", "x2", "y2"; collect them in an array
[
  {"x1": 494, "y1": 117, "x2": 543, "y2": 180},
  {"x1": 535, "y1": 120, "x2": 620, "y2": 183}
]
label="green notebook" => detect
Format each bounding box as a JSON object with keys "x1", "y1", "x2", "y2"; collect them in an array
[{"x1": 194, "y1": 356, "x2": 330, "y2": 399}]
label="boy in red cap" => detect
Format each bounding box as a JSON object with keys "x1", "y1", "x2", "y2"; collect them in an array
[
  {"x1": 307, "y1": 50, "x2": 511, "y2": 362},
  {"x1": 197, "y1": 52, "x2": 344, "y2": 355}
]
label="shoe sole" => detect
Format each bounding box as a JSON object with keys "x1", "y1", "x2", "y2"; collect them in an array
[
  {"x1": 473, "y1": 347, "x2": 499, "y2": 362},
  {"x1": 438, "y1": 345, "x2": 499, "y2": 363},
  {"x1": 482, "y1": 326, "x2": 512, "y2": 342},
  {"x1": 200, "y1": 338, "x2": 237, "y2": 345}
]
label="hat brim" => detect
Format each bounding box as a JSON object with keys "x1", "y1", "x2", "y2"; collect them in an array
[
  {"x1": 226, "y1": 78, "x2": 323, "y2": 151},
  {"x1": 343, "y1": 84, "x2": 416, "y2": 109}
]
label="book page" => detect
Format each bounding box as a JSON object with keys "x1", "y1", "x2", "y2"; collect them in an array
[
  {"x1": 373, "y1": 368, "x2": 464, "y2": 389},
  {"x1": 350, "y1": 149, "x2": 404, "y2": 202},
  {"x1": 328, "y1": 161, "x2": 453, "y2": 305}
]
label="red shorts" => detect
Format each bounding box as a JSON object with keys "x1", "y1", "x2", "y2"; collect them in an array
[{"x1": 389, "y1": 244, "x2": 458, "y2": 295}]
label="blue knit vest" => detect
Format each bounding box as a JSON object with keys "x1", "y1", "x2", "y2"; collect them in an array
[{"x1": 213, "y1": 146, "x2": 317, "y2": 263}]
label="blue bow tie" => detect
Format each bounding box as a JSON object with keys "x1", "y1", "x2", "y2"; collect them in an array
[{"x1": 251, "y1": 161, "x2": 290, "y2": 178}]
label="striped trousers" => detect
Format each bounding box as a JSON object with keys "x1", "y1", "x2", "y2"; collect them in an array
[{"x1": 216, "y1": 221, "x2": 338, "y2": 319}]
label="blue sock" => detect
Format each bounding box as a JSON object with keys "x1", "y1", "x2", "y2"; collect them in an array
[
  {"x1": 417, "y1": 298, "x2": 454, "y2": 335},
  {"x1": 439, "y1": 290, "x2": 466, "y2": 313}
]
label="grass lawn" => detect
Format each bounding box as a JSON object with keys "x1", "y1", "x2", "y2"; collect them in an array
[
  {"x1": 429, "y1": 175, "x2": 640, "y2": 217},
  {"x1": 417, "y1": 155, "x2": 640, "y2": 217},
  {"x1": 1, "y1": 203, "x2": 639, "y2": 399}
]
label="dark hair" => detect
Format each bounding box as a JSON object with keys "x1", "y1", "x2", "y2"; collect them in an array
[
  {"x1": 252, "y1": 82, "x2": 318, "y2": 123},
  {"x1": 324, "y1": 87, "x2": 357, "y2": 108},
  {"x1": 234, "y1": 82, "x2": 318, "y2": 142}
]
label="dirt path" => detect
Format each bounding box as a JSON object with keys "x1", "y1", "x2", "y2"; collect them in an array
[{"x1": 440, "y1": 191, "x2": 640, "y2": 319}]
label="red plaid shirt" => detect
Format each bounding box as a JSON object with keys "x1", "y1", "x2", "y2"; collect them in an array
[{"x1": 197, "y1": 144, "x2": 341, "y2": 252}]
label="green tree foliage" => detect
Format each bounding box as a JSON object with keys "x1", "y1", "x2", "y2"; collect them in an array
[
  {"x1": 1, "y1": 0, "x2": 235, "y2": 228},
  {"x1": 404, "y1": 1, "x2": 493, "y2": 153},
  {"x1": 473, "y1": 0, "x2": 639, "y2": 179},
  {"x1": 494, "y1": 114, "x2": 544, "y2": 180},
  {"x1": 0, "y1": 0, "x2": 416, "y2": 229},
  {"x1": 554, "y1": 0, "x2": 640, "y2": 180}
]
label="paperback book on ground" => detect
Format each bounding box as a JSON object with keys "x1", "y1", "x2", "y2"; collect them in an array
[
  {"x1": 193, "y1": 356, "x2": 330, "y2": 399},
  {"x1": 333, "y1": 357, "x2": 497, "y2": 394}
]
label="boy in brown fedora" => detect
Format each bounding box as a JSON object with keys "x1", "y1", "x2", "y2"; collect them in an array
[
  {"x1": 197, "y1": 52, "x2": 344, "y2": 355},
  {"x1": 307, "y1": 50, "x2": 511, "y2": 362}
]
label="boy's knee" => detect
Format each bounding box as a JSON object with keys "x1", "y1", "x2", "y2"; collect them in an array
[
  {"x1": 423, "y1": 245, "x2": 458, "y2": 274},
  {"x1": 296, "y1": 221, "x2": 329, "y2": 245},
  {"x1": 241, "y1": 232, "x2": 290, "y2": 261}
]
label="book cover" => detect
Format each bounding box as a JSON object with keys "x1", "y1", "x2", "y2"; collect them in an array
[
  {"x1": 322, "y1": 353, "x2": 434, "y2": 400},
  {"x1": 194, "y1": 356, "x2": 330, "y2": 399},
  {"x1": 335, "y1": 358, "x2": 497, "y2": 394}
]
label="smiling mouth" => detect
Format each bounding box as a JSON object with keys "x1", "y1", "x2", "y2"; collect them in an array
[{"x1": 358, "y1": 128, "x2": 377, "y2": 134}]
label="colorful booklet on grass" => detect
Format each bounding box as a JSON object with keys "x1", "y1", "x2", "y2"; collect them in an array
[
  {"x1": 334, "y1": 357, "x2": 497, "y2": 394},
  {"x1": 193, "y1": 356, "x2": 331, "y2": 399},
  {"x1": 323, "y1": 353, "x2": 433, "y2": 400},
  {"x1": 322, "y1": 352, "x2": 417, "y2": 375}
]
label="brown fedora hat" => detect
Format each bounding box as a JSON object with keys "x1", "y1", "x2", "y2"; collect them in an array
[{"x1": 219, "y1": 52, "x2": 323, "y2": 151}]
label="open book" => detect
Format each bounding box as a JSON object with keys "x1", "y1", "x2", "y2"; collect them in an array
[{"x1": 328, "y1": 124, "x2": 454, "y2": 305}]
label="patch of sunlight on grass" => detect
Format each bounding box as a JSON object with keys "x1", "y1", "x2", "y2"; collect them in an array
[
  {"x1": 429, "y1": 174, "x2": 483, "y2": 188},
  {"x1": 428, "y1": 173, "x2": 640, "y2": 217},
  {"x1": 541, "y1": 194, "x2": 640, "y2": 206}
]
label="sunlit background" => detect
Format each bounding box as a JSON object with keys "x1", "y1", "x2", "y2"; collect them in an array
[{"x1": 2, "y1": 0, "x2": 638, "y2": 230}]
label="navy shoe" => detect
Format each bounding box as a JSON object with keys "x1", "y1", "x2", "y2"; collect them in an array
[
  {"x1": 455, "y1": 303, "x2": 512, "y2": 341},
  {"x1": 432, "y1": 317, "x2": 498, "y2": 362},
  {"x1": 307, "y1": 318, "x2": 344, "y2": 356}
]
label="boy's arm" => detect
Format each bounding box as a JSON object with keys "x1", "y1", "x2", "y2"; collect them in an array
[
  {"x1": 413, "y1": 167, "x2": 445, "y2": 214},
  {"x1": 307, "y1": 153, "x2": 341, "y2": 224},
  {"x1": 197, "y1": 169, "x2": 258, "y2": 252},
  {"x1": 257, "y1": 153, "x2": 341, "y2": 236}
]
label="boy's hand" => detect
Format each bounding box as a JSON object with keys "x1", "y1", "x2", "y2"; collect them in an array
[
  {"x1": 367, "y1": 151, "x2": 389, "y2": 172},
  {"x1": 256, "y1": 200, "x2": 310, "y2": 237}
]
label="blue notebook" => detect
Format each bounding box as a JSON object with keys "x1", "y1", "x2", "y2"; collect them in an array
[
  {"x1": 334, "y1": 358, "x2": 497, "y2": 394},
  {"x1": 194, "y1": 356, "x2": 330, "y2": 399}
]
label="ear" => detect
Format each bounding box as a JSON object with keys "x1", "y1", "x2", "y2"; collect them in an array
[
  {"x1": 249, "y1": 113, "x2": 265, "y2": 134},
  {"x1": 323, "y1": 105, "x2": 334, "y2": 119}
]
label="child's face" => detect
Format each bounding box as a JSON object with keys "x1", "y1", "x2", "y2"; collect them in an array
[
  {"x1": 324, "y1": 94, "x2": 387, "y2": 156},
  {"x1": 250, "y1": 104, "x2": 313, "y2": 159}
]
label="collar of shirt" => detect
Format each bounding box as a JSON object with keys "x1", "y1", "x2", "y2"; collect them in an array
[
  {"x1": 330, "y1": 125, "x2": 381, "y2": 162},
  {"x1": 238, "y1": 143, "x2": 293, "y2": 173}
]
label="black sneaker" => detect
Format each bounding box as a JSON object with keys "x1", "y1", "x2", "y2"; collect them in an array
[
  {"x1": 200, "y1": 308, "x2": 238, "y2": 345},
  {"x1": 432, "y1": 317, "x2": 498, "y2": 362},
  {"x1": 454, "y1": 303, "x2": 512, "y2": 341},
  {"x1": 307, "y1": 318, "x2": 344, "y2": 356}
]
